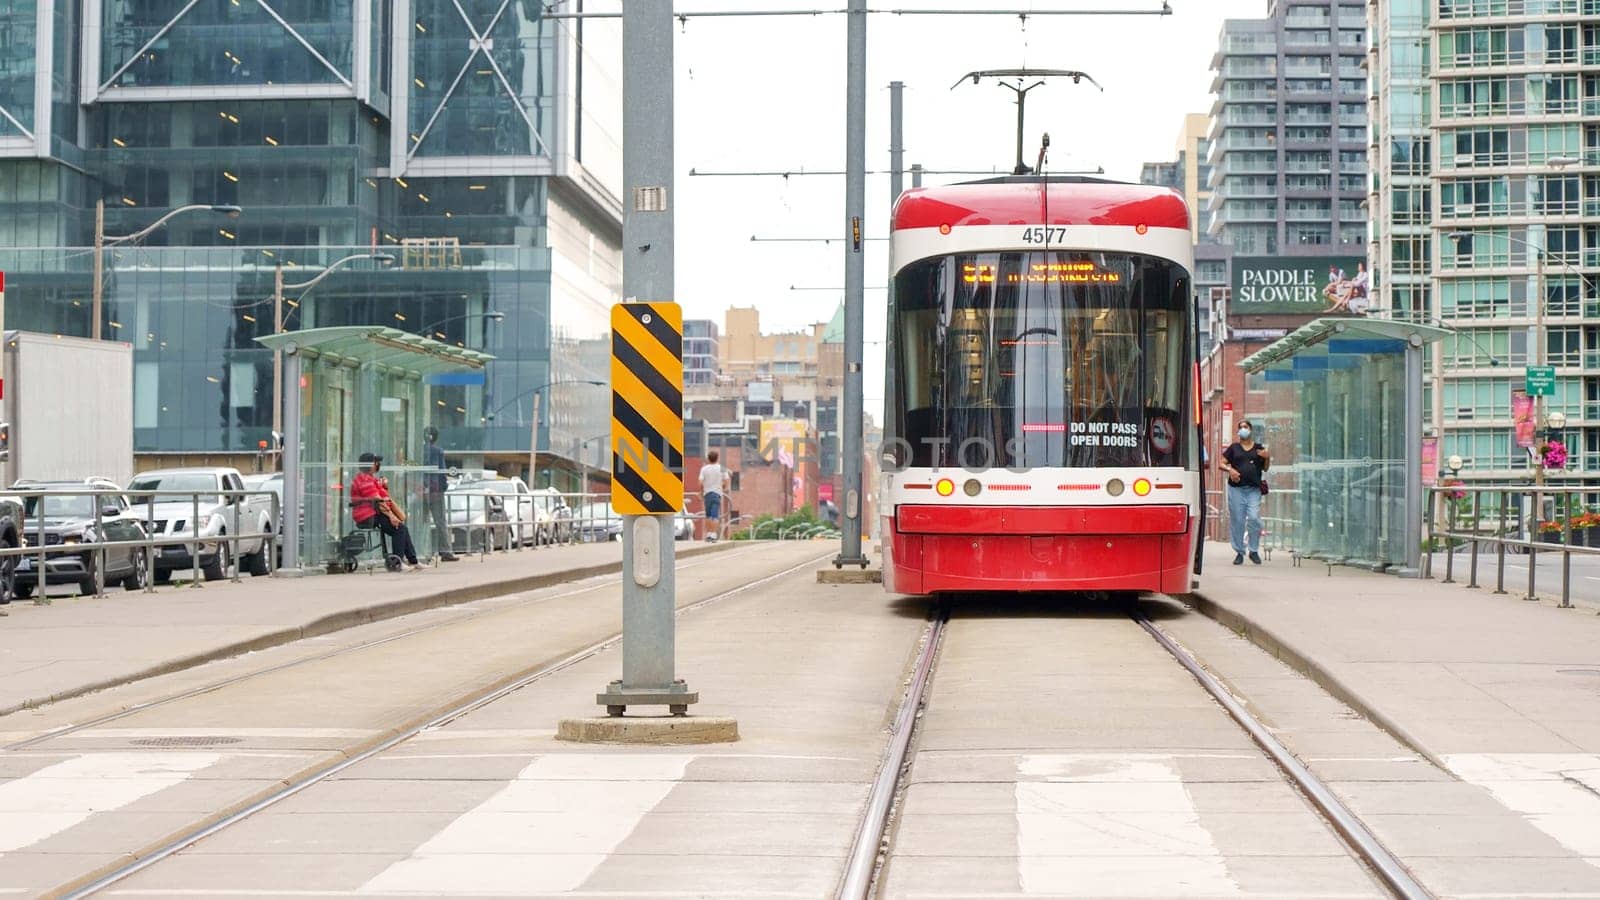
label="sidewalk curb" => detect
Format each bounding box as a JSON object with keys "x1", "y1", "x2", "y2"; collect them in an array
[
  {"x1": 0, "y1": 542, "x2": 740, "y2": 720},
  {"x1": 1184, "y1": 589, "x2": 1453, "y2": 773}
]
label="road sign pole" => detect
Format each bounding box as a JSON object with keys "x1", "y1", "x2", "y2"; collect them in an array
[
  {"x1": 598, "y1": 0, "x2": 694, "y2": 717},
  {"x1": 835, "y1": 0, "x2": 870, "y2": 569}
]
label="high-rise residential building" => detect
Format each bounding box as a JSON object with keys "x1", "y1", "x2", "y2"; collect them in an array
[
  {"x1": 1372, "y1": 0, "x2": 1599, "y2": 482},
  {"x1": 1200, "y1": 0, "x2": 1370, "y2": 489},
  {"x1": 0, "y1": 2, "x2": 624, "y2": 484},
  {"x1": 1209, "y1": 0, "x2": 1370, "y2": 256}
]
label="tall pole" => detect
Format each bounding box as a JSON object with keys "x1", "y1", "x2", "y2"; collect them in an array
[
  {"x1": 596, "y1": 0, "x2": 692, "y2": 716},
  {"x1": 272, "y1": 264, "x2": 284, "y2": 467},
  {"x1": 92, "y1": 198, "x2": 105, "y2": 341},
  {"x1": 1534, "y1": 249, "x2": 1546, "y2": 488},
  {"x1": 836, "y1": 0, "x2": 869, "y2": 569},
  {"x1": 529, "y1": 388, "x2": 542, "y2": 487}
]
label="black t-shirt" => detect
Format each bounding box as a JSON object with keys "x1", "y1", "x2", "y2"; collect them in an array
[{"x1": 1222, "y1": 441, "x2": 1268, "y2": 488}]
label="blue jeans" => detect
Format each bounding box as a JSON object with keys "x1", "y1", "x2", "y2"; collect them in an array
[
  {"x1": 1228, "y1": 483, "x2": 1263, "y2": 554},
  {"x1": 704, "y1": 491, "x2": 722, "y2": 522}
]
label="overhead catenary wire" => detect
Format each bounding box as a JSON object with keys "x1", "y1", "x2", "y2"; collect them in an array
[{"x1": 540, "y1": 4, "x2": 1172, "y2": 20}]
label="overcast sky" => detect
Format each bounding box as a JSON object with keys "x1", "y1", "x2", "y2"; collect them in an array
[{"x1": 669, "y1": 0, "x2": 1266, "y2": 417}]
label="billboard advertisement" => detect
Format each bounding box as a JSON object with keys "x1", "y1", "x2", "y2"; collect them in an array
[
  {"x1": 1231, "y1": 256, "x2": 1369, "y2": 317},
  {"x1": 759, "y1": 418, "x2": 810, "y2": 464}
]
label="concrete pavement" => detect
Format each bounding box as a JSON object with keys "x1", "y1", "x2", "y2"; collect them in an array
[
  {"x1": 1186, "y1": 539, "x2": 1600, "y2": 893},
  {"x1": 0, "y1": 539, "x2": 741, "y2": 718}
]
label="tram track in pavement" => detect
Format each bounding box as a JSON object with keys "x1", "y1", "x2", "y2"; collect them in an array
[
  {"x1": 9, "y1": 545, "x2": 831, "y2": 899},
  {"x1": 2, "y1": 542, "x2": 769, "y2": 753},
  {"x1": 837, "y1": 592, "x2": 1435, "y2": 900}
]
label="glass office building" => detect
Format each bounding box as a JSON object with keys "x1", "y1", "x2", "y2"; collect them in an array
[{"x1": 0, "y1": 1, "x2": 623, "y2": 484}]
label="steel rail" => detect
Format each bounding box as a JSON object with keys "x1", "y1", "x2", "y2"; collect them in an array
[
  {"x1": 3, "y1": 544, "x2": 766, "y2": 752},
  {"x1": 1134, "y1": 608, "x2": 1435, "y2": 900},
  {"x1": 837, "y1": 605, "x2": 947, "y2": 900},
  {"x1": 59, "y1": 549, "x2": 833, "y2": 899}
]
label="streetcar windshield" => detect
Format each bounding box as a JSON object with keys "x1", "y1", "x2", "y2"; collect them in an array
[{"x1": 891, "y1": 251, "x2": 1192, "y2": 469}]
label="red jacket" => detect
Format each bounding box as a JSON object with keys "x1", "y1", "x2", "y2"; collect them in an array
[{"x1": 350, "y1": 471, "x2": 390, "y2": 523}]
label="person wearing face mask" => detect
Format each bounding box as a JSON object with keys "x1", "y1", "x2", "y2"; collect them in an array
[{"x1": 1220, "y1": 419, "x2": 1270, "y2": 565}]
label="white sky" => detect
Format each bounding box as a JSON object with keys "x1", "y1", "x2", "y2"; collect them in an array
[{"x1": 670, "y1": 0, "x2": 1266, "y2": 416}]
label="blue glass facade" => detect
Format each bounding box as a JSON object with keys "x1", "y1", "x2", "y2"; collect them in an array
[{"x1": 0, "y1": 0, "x2": 624, "y2": 481}]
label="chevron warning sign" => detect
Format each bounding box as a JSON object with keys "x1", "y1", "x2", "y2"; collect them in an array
[{"x1": 610, "y1": 301, "x2": 684, "y2": 515}]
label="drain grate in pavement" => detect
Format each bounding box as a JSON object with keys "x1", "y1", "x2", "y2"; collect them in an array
[{"x1": 129, "y1": 736, "x2": 245, "y2": 747}]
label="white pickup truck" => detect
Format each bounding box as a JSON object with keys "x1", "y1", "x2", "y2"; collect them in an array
[{"x1": 127, "y1": 467, "x2": 276, "y2": 582}]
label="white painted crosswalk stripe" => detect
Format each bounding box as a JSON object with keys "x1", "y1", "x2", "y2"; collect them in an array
[
  {"x1": 357, "y1": 754, "x2": 693, "y2": 896},
  {"x1": 1015, "y1": 754, "x2": 1241, "y2": 897},
  {"x1": 0, "y1": 753, "x2": 220, "y2": 853},
  {"x1": 1445, "y1": 753, "x2": 1600, "y2": 865}
]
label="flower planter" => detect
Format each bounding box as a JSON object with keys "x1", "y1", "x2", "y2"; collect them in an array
[{"x1": 1541, "y1": 532, "x2": 1565, "y2": 544}]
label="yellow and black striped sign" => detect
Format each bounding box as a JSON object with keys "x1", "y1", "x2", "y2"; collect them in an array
[{"x1": 610, "y1": 301, "x2": 684, "y2": 515}]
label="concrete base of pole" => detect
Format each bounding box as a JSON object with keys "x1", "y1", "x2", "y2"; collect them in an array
[
  {"x1": 556, "y1": 715, "x2": 738, "y2": 745},
  {"x1": 817, "y1": 568, "x2": 882, "y2": 585}
]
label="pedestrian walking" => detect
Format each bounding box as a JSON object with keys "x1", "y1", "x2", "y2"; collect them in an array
[
  {"x1": 699, "y1": 450, "x2": 725, "y2": 542},
  {"x1": 422, "y1": 427, "x2": 458, "y2": 562},
  {"x1": 1220, "y1": 419, "x2": 1270, "y2": 565}
]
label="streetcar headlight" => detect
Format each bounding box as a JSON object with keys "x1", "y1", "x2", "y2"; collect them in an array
[
  {"x1": 1133, "y1": 478, "x2": 1152, "y2": 497},
  {"x1": 935, "y1": 478, "x2": 955, "y2": 497},
  {"x1": 1105, "y1": 478, "x2": 1125, "y2": 497},
  {"x1": 963, "y1": 479, "x2": 982, "y2": 497}
]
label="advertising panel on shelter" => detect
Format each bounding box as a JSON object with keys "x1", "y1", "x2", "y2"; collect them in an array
[{"x1": 1230, "y1": 255, "x2": 1370, "y2": 317}]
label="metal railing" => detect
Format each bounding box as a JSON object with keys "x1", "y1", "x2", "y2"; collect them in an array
[
  {"x1": 1425, "y1": 482, "x2": 1600, "y2": 610},
  {"x1": 0, "y1": 487, "x2": 280, "y2": 600}
]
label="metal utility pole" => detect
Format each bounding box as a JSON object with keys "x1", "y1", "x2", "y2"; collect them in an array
[
  {"x1": 835, "y1": 0, "x2": 870, "y2": 570},
  {"x1": 1534, "y1": 248, "x2": 1546, "y2": 488},
  {"x1": 596, "y1": 0, "x2": 695, "y2": 716},
  {"x1": 92, "y1": 199, "x2": 105, "y2": 341}
]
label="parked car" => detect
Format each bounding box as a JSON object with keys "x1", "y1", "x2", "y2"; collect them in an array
[
  {"x1": 674, "y1": 509, "x2": 694, "y2": 541},
  {"x1": 445, "y1": 480, "x2": 511, "y2": 552},
  {"x1": 576, "y1": 502, "x2": 623, "y2": 542},
  {"x1": 456, "y1": 477, "x2": 545, "y2": 547},
  {"x1": 531, "y1": 488, "x2": 575, "y2": 545},
  {"x1": 9, "y1": 479, "x2": 150, "y2": 596},
  {"x1": 241, "y1": 472, "x2": 285, "y2": 564},
  {"x1": 127, "y1": 467, "x2": 276, "y2": 583}
]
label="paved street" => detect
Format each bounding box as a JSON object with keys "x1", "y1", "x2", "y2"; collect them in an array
[{"x1": 0, "y1": 540, "x2": 1594, "y2": 896}]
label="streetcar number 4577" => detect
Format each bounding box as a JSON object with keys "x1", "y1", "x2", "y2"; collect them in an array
[{"x1": 1020, "y1": 227, "x2": 1068, "y2": 244}]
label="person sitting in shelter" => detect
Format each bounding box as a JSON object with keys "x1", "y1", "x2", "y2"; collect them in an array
[{"x1": 351, "y1": 452, "x2": 422, "y2": 571}]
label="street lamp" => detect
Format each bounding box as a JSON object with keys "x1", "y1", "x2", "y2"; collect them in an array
[
  {"x1": 484, "y1": 379, "x2": 606, "y2": 487},
  {"x1": 271, "y1": 252, "x2": 396, "y2": 448},
  {"x1": 1444, "y1": 225, "x2": 1585, "y2": 484},
  {"x1": 419, "y1": 310, "x2": 505, "y2": 340},
  {"x1": 92, "y1": 201, "x2": 243, "y2": 340}
]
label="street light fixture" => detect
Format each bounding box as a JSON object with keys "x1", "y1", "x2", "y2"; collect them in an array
[
  {"x1": 418, "y1": 310, "x2": 505, "y2": 339},
  {"x1": 483, "y1": 379, "x2": 606, "y2": 488},
  {"x1": 270, "y1": 252, "x2": 397, "y2": 449},
  {"x1": 92, "y1": 201, "x2": 244, "y2": 340},
  {"x1": 1443, "y1": 221, "x2": 1585, "y2": 485}
]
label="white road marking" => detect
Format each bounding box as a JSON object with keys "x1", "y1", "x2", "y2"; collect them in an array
[
  {"x1": 1015, "y1": 754, "x2": 1241, "y2": 897},
  {"x1": 357, "y1": 754, "x2": 692, "y2": 895},
  {"x1": 1445, "y1": 753, "x2": 1600, "y2": 866},
  {"x1": 0, "y1": 752, "x2": 219, "y2": 852},
  {"x1": 115, "y1": 893, "x2": 817, "y2": 898}
]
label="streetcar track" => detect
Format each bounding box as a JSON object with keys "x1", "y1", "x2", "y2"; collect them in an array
[
  {"x1": 55, "y1": 549, "x2": 835, "y2": 899},
  {"x1": 839, "y1": 594, "x2": 1436, "y2": 900},
  {"x1": 3, "y1": 543, "x2": 767, "y2": 753}
]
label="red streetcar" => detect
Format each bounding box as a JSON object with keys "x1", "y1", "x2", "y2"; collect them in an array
[{"x1": 880, "y1": 176, "x2": 1203, "y2": 595}]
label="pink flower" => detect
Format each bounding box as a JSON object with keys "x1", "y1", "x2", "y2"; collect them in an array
[{"x1": 1544, "y1": 439, "x2": 1568, "y2": 470}]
